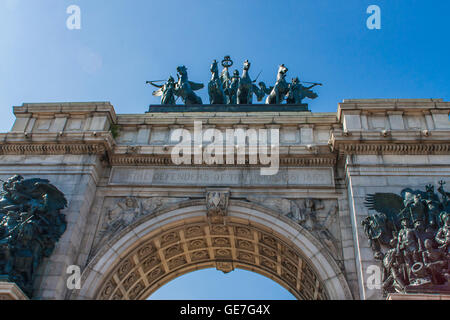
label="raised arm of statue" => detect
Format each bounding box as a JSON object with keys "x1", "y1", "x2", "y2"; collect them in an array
[
  {"x1": 146, "y1": 81, "x2": 164, "y2": 89},
  {"x1": 438, "y1": 181, "x2": 450, "y2": 205},
  {"x1": 306, "y1": 83, "x2": 322, "y2": 90}
]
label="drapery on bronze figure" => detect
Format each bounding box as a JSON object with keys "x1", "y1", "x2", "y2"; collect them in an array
[
  {"x1": 0, "y1": 175, "x2": 67, "y2": 298},
  {"x1": 220, "y1": 56, "x2": 264, "y2": 105},
  {"x1": 362, "y1": 183, "x2": 450, "y2": 295},
  {"x1": 208, "y1": 60, "x2": 226, "y2": 104},
  {"x1": 226, "y1": 70, "x2": 240, "y2": 105},
  {"x1": 220, "y1": 56, "x2": 233, "y2": 104}
]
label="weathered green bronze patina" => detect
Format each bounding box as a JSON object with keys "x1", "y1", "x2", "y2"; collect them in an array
[
  {"x1": 147, "y1": 55, "x2": 322, "y2": 106},
  {"x1": 286, "y1": 77, "x2": 322, "y2": 104},
  {"x1": 236, "y1": 60, "x2": 265, "y2": 104},
  {"x1": 175, "y1": 65, "x2": 204, "y2": 105},
  {"x1": 0, "y1": 175, "x2": 67, "y2": 298},
  {"x1": 146, "y1": 76, "x2": 176, "y2": 105},
  {"x1": 262, "y1": 64, "x2": 289, "y2": 104},
  {"x1": 208, "y1": 60, "x2": 226, "y2": 104},
  {"x1": 220, "y1": 56, "x2": 233, "y2": 104},
  {"x1": 362, "y1": 181, "x2": 450, "y2": 295}
]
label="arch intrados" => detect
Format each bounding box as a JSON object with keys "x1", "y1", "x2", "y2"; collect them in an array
[{"x1": 77, "y1": 200, "x2": 350, "y2": 300}]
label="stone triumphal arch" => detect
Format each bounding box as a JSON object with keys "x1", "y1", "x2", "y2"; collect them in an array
[{"x1": 0, "y1": 99, "x2": 449, "y2": 300}]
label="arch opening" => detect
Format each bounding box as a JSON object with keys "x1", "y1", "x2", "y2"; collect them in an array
[{"x1": 147, "y1": 268, "x2": 297, "y2": 300}]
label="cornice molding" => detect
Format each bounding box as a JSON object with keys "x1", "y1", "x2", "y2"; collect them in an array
[
  {"x1": 0, "y1": 143, "x2": 108, "y2": 156},
  {"x1": 109, "y1": 155, "x2": 337, "y2": 167},
  {"x1": 333, "y1": 142, "x2": 450, "y2": 155}
]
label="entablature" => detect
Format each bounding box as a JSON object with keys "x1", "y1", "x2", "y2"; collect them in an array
[
  {"x1": 4, "y1": 99, "x2": 450, "y2": 160},
  {"x1": 332, "y1": 99, "x2": 450, "y2": 155}
]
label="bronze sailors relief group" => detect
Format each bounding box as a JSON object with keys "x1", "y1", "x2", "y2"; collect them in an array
[{"x1": 146, "y1": 56, "x2": 322, "y2": 106}]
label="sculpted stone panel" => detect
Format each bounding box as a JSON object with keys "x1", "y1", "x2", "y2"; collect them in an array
[
  {"x1": 246, "y1": 196, "x2": 342, "y2": 265},
  {"x1": 90, "y1": 196, "x2": 189, "y2": 258},
  {"x1": 95, "y1": 221, "x2": 328, "y2": 300}
]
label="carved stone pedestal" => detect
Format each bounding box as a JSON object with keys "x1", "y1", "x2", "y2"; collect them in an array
[
  {"x1": 0, "y1": 282, "x2": 29, "y2": 300},
  {"x1": 387, "y1": 293, "x2": 450, "y2": 300}
]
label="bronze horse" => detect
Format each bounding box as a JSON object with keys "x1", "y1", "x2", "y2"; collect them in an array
[
  {"x1": 237, "y1": 60, "x2": 264, "y2": 104},
  {"x1": 175, "y1": 65, "x2": 204, "y2": 105},
  {"x1": 264, "y1": 64, "x2": 289, "y2": 104}
]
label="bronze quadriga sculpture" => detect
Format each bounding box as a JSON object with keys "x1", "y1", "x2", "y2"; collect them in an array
[{"x1": 147, "y1": 55, "x2": 321, "y2": 106}]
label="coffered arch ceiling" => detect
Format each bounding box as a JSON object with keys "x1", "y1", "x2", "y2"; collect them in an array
[{"x1": 76, "y1": 201, "x2": 352, "y2": 300}]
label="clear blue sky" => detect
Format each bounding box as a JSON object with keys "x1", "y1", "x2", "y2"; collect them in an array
[
  {"x1": 148, "y1": 268, "x2": 296, "y2": 300},
  {"x1": 1, "y1": 0, "x2": 449, "y2": 299}
]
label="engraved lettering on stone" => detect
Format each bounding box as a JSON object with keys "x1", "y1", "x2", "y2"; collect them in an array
[{"x1": 110, "y1": 167, "x2": 334, "y2": 187}]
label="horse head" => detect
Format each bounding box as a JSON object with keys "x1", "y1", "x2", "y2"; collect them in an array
[
  {"x1": 243, "y1": 60, "x2": 251, "y2": 71},
  {"x1": 176, "y1": 65, "x2": 188, "y2": 79},
  {"x1": 211, "y1": 60, "x2": 219, "y2": 72},
  {"x1": 277, "y1": 64, "x2": 288, "y2": 80}
]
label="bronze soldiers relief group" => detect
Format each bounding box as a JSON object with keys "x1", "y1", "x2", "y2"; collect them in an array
[{"x1": 363, "y1": 183, "x2": 450, "y2": 295}]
